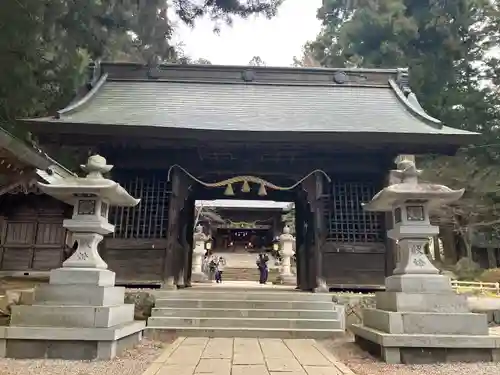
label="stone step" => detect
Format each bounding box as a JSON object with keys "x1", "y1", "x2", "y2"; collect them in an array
[
  {"x1": 147, "y1": 288, "x2": 345, "y2": 339},
  {"x1": 182, "y1": 285, "x2": 297, "y2": 292},
  {"x1": 148, "y1": 316, "x2": 342, "y2": 330},
  {"x1": 154, "y1": 290, "x2": 333, "y2": 302},
  {"x1": 154, "y1": 298, "x2": 336, "y2": 310},
  {"x1": 151, "y1": 307, "x2": 340, "y2": 319},
  {"x1": 219, "y1": 267, "x2": 280, "y2": 281},
  {"x1": 145, "y1": 327, "x2": 338, "y2": 339}
]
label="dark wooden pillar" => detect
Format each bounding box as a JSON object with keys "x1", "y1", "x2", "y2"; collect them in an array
[
  {"x1": 183, "y1": 197, "x2": 195, "y2": 287},
  {"x1": 163, "y1": 170, "x2": 179, "y2": 287},
  {"x1": 294, "y1": 195, "x2": 307, "y2": 290},
  {"x1": 163, "y1": 169, "x2": 189, "y2": 288},
  {"x1": 313, "y1": 173, "x2": 327, "y2": 290},
  {"x1": 300, "y1": 174, "x2": 326, "y2": 291}
]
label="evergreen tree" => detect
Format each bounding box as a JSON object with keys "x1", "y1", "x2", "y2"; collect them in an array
[
  {"x1": 305, "y1": 0, "x2": 500, "y2": 258},
  {"x1": 0, "y1": 0, "x2": 283, "y2": 136}
]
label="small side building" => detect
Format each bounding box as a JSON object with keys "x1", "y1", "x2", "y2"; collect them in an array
[{"x1": 0, "y1": 127, "x2": 74, "y2": 274}]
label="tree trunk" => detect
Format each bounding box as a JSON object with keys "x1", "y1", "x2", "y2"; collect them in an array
[
  {"x1": 487, "y1": 248, "x2": 497, "y2": 268},
  {"x1": 440, "y1": 226, "x2": 458, "y2": 264},
  {"x1": 463, "y1": 228, "x2": 473, "y2": 259}
]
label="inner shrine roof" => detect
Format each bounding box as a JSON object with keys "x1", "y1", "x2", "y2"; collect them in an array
[
  {"x1": 0, "y1": 125, "x2": 74, "y2": 194},
  {"x1": 21, "y1": 62, "x2": 478, "y2": 149}
]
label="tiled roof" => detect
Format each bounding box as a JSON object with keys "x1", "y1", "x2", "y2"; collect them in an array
[
  {"x1": 21, "y1": 63, "x2": 478, "y2": 143},
  {"x1": 0, "y1": 125, "x2": 75, "y2": 192},
  {"x1": 49, "y1": 80, "x2": 471, "y2": 136}
]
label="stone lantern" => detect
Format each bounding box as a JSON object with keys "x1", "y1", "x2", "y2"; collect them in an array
[
  {"x1": 275, "y1": 226, "x2": 296, "y2": 285},
  {"x1": 376, "y1": 159, "x2": 463, "y2": 280},
  {"x1": 350, "y1": 159, "x2": 500, "y2": 364},
  {"x1": 191, "y1": 224, "x2": 209, "y2": 282},
  {"x1": 0, "y1": 155, "x2": 145, "y2": 360}
]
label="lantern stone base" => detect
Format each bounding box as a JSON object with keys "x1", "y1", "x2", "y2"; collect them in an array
[
  {"x1": 0, "y1": 323, "x2": 144, "y2": 360},
  {"x1": 0, "y1": 267, "x2": 145, "y2": 360},
  {"x1": 351, "y1": 325, "x2": 500, "y2": 364},
  {"x1": 351, "y1": 281, "x2": 500, "y2": 364}
]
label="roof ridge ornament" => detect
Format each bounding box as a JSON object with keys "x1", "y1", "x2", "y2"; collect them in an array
[
  {"x1": 87, "y1": 60, "x2": 102, "y2": 88},
  {"x1": 396, "y1": 68, "x2": 411, "y2": 95},
  {"x1": 242, "y1": 69, "x2": 255, "y2": 82},
  {"x1": 333, "y1": 71, "x2": 348, "y2": 84}
]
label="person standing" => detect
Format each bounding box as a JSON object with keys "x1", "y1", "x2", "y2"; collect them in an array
[
  {"x1": 256, "y1": 253, "x2": 269, "y2": 284},
  {"x1": 208, "y1": 256, "x2": 217, "y2": 282},
  {"x1": 215, "y1": 256, "x2": 226, "y2": 283}
]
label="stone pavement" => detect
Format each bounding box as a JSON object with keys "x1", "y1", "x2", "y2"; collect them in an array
[{"x1": 143, "y1": 337, "x2": 355, "y2": 375}]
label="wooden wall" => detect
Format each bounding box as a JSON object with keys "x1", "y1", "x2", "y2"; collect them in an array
[
  {"x1": 320, "y1": 178, "x2": 387, "y2": 287},
  {"x1": 322, "y1": 243, "x2": 386, "y2": 286},
  {"x1": 103, "y1": 238, "x2": 168, "y2": 282},
  {"x1": 0, "y1": 194, "x2": 69, "y2": 272}
]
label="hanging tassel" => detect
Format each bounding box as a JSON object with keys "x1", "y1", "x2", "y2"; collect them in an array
[
  {"x1": 258, "y1": 183, "x2": 267, "y2": 196},
  {"x1": 224, "y1": 183, "x2": 235, "y2": 196},
  {"x1": 241, "y1": 180, "x2": 251, "y2": 193}
]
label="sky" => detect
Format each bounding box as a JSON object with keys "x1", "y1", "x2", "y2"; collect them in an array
[{"x1": 171, "y1": 0, "x2": 323, "y2": 66}]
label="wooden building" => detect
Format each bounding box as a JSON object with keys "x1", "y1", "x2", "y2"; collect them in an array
[
  {"x1": 196, "y1": 200, "x2": 290, "y2": 252},
  {"x1": 0, "y1": 126, "x2": 74, "y2": 274},
  {"x1": 16, "y1": 62, "x2": 477, "y2": 290}
]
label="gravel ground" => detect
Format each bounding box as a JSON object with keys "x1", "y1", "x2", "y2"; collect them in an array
[
  {"x1": 0, "y1": 338, "x2": 169, "y2": 375},
  {"x1": 322, "y1": 334, "x2": 500, "y2": 375}
]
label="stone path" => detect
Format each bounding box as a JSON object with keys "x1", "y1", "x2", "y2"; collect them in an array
[{"x1": 143, "y1": 337, "x2": 354, "y2": 375}]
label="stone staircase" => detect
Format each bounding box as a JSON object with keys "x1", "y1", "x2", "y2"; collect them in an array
[
  {"x1": 221, "y1": 267, "x2": 280, "y2": 281},
  {"x1": 146, "y1": 287, "x2": 345, "y2": 339}
]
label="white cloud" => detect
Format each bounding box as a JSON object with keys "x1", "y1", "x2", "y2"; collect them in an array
[{"x1": 170, "y1": 0, "x2": 323, "y2": 66}]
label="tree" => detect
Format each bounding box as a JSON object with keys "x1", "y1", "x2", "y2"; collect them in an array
[
  {"x1": 307, "y1": 0, "x2": 500, "y2": 260},
  {"x1": 421, "y1": 153, "x2": 500, "y2": 258},
  {"x1": 0, "y1": 0, "x2": 283, "y2": 141},
  {"x1": 292, "y1": 48, "x2": 321, "y2": 67},
  {"x1": 248, "y1": 56, "x2": 266, "y2": 66},
  {"x1": 310, "y1": 0, "x2": 500, "y2": 133}
]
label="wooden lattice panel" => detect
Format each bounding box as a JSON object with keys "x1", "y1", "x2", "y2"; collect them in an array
[
  {"x1": 109, "y1": 175, "x2": 171, "y2": 239},
  {"x1": 323, "y1": 181, "x2": 384, "y2": 243}
]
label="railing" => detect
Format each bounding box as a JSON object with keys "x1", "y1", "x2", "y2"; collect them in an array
[{"x1": 451, "y1": 280, "x2": 500, "y2": 296}]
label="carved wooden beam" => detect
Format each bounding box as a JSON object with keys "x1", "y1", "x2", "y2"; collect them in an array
[{"x1": 0, "y1": 169, "x2": 39, "y2": 196}]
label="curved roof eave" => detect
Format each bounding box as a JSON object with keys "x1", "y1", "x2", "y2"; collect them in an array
[
  {"x1": 388, "y1": 79, "x2": 443, "y2": 128},
  {"x1": 0, "y1": 125, "x2": 75, "y2": 178},
  {"x1": 55, "y1": 73, "x2": 109, "y2": 119}
]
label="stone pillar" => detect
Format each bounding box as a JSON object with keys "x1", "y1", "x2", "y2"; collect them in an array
[
  {"x1": 191, "y1": 224, "x2": 209, "y2": 282},
  {"x1": 275, "y1": 226, "x2": 296, "y2": 285},
  {"x1": 350, "y1": 159, "x2": 496, "y2": 364}
]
